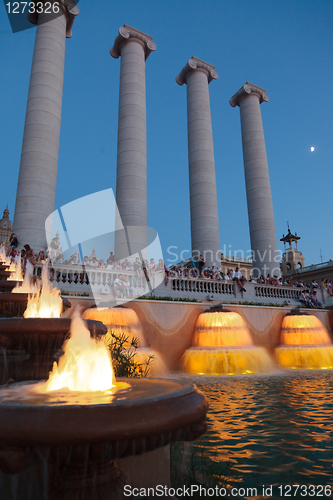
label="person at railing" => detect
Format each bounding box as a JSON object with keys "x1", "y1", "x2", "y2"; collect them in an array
[
  {"x1": 125, "y1": 260, "x2": 134, "y2": 271},
  {"x1": 156, "y1": 259, "x2": 164, "y2": 273},
  {"x1": 7, "y1": 233, "x2": 19, "y2": 257},
  {"x1": 99, "y1": 259, "x2": 106, "y2": 269},
  {"x1": 300, "y1": 290, "x2": 313, "y2": 308},
  {"x1": 134, "y1": 257, "x2": 143, "y2": 287},
  {"x1": 311, "y1": 280, "x2": 319, "y2": 289},
  {"x1": 48, "y1": 233, "x2": 61, "y2": 261},
  {"x1": 190, "y1": 267, "x2": 198, "y2": 278},
  {"x1": 148, "y1": 258, "x2": 157, "y2": 275},
  {"x1": 191, "y1": 255, "x2": 199, "y2": 272},
  {"x1": 198, "y1": 255, "x2": 205, "y2": 277},
  {"x1": 231, "y1": 267, "x2": 246, "y2": 292},
  {"x1": 113, "y1": 273, "x2": 126, "y2": 298},
  {"x1": 224, "y1": 270, "x2": 232, "y2": 281},
  {"x1": 120, "y1": 258, "x2": 129, "y2": 270},
  {"x1": 164, "y1": 263, "x2": 169, "y2": 285},
  {"x1": 36, "y1": 250, "x2": 46, "y2": 264},
  {"x1": 89, "y1": 256, "x2": 99, "y2": 268},
  {"x1": 310, "y1": 291, "x2": 322, "y2": 309},
  {"x1": 326, "y1": 280, "x2": 333, "y2": 297},
  {"x1": 142, "y1": 260, "x2": 150, "y2": 282},
  {"x1": 122, "y1": 276, "x2": 134, "y2": 299},
  {"x1": 54, "y1": 253, "x2": 63, "y2": 264},
  {"x1": 23, "y1": 244, "x2": 36, "y2": 267}
]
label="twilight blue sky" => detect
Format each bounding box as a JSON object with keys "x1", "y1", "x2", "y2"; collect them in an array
[{"x1": 1, "y1": 0, "x2": 332, "y2": 266}]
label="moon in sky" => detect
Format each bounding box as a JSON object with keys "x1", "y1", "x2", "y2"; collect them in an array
[{"x1": 310, "y1": 147, "x2": 315, "y2": 152}]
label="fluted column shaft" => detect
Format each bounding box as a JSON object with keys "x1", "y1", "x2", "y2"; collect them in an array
[
  {"x1": 230, "y1": 83, "x2": 280, "y2": 277},
  {"x1": 177, "y1": 57, "x2": 220, "y2": 268},
  {"x1": 13, "y1": 12, "x2": 66, "y2": 251},
  {"x1": 13, "y1": 3, "x2": 78, "y2": 251},
  {"x1": 111, "y1": 25, "x2": 155, "y2": 259}
]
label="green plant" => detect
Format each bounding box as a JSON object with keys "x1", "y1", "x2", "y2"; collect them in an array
[
  {"x1": 108, "y1": 331, "x2": 154, "y2": 377},
  {"x1": 137, "y1": 295, "x2": 202, "y2": 303},
  {"x1": 220, "y1": 300, "x2": 285, "y2": 307},
  {"x1": 60, "y1": 291, "x2": 90, "y2": 297}
]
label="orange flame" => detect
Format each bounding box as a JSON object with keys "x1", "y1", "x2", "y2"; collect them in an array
[
  {"x1": 9, "y1": 255, "x2": 23, "y2": 281},
  {"x1": 0, "y1": 245, "x2": 6, "y2": 263},
  {"x1": 24, "y1": 263, "x2": 62, "y2": 318},
  {"x1": 44, "y1": 312, "x2": 115, "y2": 392},
  {"x1": 13, "y1": 262, "x2": 39, "y2": 294}
]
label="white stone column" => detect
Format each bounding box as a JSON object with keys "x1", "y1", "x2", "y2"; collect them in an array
[
  {"x1": 13, "y1": 2, "x2": 79, "y2": 251},
  {"x1": 230, "y1": 82, "x2": 280, "y2": 277},
  {"x1": 176, "y1": 57, "x2": 220, "y2": 268},
  {"x1": 110, "y1": 25, "x2": 156, "y2": 259}
]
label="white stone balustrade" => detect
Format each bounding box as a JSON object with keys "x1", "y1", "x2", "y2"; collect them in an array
[{"x1": 30, "y1": 263, "x2": 333, "y2": 308}]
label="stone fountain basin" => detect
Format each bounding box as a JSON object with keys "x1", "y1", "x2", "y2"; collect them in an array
[
  {"x1": 0, "y1": 270, "x2": 11, "y2": 280},
  {"x1": 0, "y1": 378, "x2": 208, "y2": 458},
  {"x1": 0, "y1": 318, "x2": 106, "y2": 352},
  {"x1": 0, "y1": 294, "x2": 71, "y2": 318},
  {"x1": 0, "y1": 280, "x2": 17, "y2": 293}
]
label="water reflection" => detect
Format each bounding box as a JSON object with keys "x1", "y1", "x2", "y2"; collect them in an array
[{"x1": 183, "y1": 371, "x2": 333, "y2": 497}]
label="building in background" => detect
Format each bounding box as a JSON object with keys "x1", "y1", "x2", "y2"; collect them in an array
[{"x1": 0, "y1": 206, "x2": 13, "y2": 251}]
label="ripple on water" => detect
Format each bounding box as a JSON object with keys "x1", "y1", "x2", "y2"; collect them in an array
[{"x1": 179, "y1": 370, "x2": 333, "y2": 497}]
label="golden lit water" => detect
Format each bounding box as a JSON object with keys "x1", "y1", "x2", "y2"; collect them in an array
[
  {"x1": 83, "y1": 307, "x2": 167, "y2": 375},
  {"x1": 182, "y1": 347, "x2": 274, "y2": 375},
  {"x1": 83, "y1": 307, "x2": 144, "y2": 346},
  {"x1": 276, "y1": 314, "x2": 333, "y2": 369},
  {"x1": 182, "y1": 311, "x2": 274, "y2": 375},
  {"x1": 182, "y1": 371, "x2": 333, "y2": 499}
]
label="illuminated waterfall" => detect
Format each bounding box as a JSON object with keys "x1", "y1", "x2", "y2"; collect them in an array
[
  {"x1": 276, "y1": 311, "x2": 333, "y2": 369},
  {"x1": 182, "y1": 306, "x2": 274, "y2": 375}
]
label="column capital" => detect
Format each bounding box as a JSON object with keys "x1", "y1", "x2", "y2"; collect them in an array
[
  {"x1": 28, "y1": 0, "x2": 79, "y2": 38},
  {"x1": 229, "y1": 82, "x2": 269, "y2": 107},
  {"x1": 110, "y1": 24, "x2": 156, "y2": 60},
  {"x1": 176, "y1": 56, "x2": 218, "y2": 86}
]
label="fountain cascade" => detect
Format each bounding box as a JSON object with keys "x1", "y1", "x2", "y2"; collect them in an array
[
  {"x1": 83, "y1": 306, "x2": 167, "y2": 375},
  {"x1": 182, "y1": 307, "x2": 274, "y2": 375},
  {"x1": 276, "y1": 311, "x2": 333, "y2": 369}
]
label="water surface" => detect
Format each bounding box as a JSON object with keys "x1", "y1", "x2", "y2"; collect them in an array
[{"x1": 181, "y1": 370, "x2": 333, "y2": 499}]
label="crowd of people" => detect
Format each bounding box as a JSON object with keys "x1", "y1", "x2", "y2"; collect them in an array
[{"x1": 4, "y1": 234, "x2": 333, "y2": 303}]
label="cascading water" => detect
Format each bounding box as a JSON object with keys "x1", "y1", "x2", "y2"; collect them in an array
[
  {"x1": 83, "y1": 306, "x2": 167, "y2": 375},
  {"x1": 275, "y1": 310, "x2": 333, "y2": 369},
  {"x1": 182, "y1": 306, "x2": 274, "y2": 375}
]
